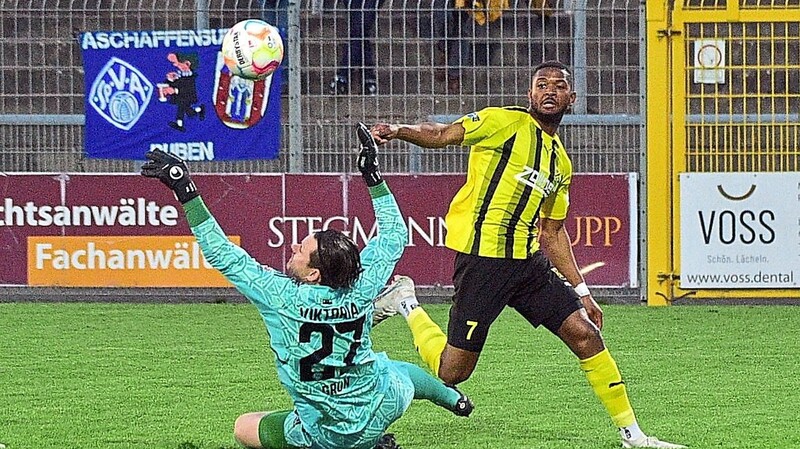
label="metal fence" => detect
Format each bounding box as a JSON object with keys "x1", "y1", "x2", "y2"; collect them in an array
[
  {"x1": 0, "y1": 0, "x2": 643, "y2": 301},
  {"x1": 0, "y1": 0, "x2": 643, "y2": 175}
]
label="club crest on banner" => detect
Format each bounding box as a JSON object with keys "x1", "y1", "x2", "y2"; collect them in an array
[
  {"x1": 213, "y1": 53, "x2": 270, "y2": 129},
  {"x1": 88, "y1": 57, "x2": 154, "y2": 131}
]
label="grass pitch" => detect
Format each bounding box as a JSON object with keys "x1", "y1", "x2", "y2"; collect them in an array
[{"x1": 0, "y1": 303, "x2": 798, "y2": 449}]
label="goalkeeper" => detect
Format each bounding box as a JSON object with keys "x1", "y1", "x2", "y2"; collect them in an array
[{"x1": 140, "y1": 124, "x2": 472, "y2": 449}]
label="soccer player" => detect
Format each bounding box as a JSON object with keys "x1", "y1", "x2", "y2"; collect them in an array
[
  {"x1": 368, "y1": 61, "x2": 687, "y2": 449},
  {"x1": 140, "y1": 123, "x2": 472, "y2": 449}
]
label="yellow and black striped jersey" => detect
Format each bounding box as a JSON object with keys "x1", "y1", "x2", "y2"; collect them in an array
[{"x1": 444, "y1": 106, "x2": 573, "y2": 259}]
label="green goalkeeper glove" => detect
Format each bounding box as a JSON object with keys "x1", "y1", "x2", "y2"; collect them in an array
[
  {"x1": 140, "y1": 149, "x2": 200, "y2": 204},
  {"x1": 356, "y1": 122, "x2": 383, "y2": 187}
]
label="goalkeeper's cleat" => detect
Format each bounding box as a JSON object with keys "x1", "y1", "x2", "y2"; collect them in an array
[
  {"x1": 372, "y1": 275, "x2": 418, "y2": 326},
  {"x1": 446, "y1": 384, "x2": 474, "y2": 417},
  {"x1": 622, "y1": 435, "x2": 687, "y2": 448},
  {"x1": 374, "y1": 433, "x2": 402, "y2": 449}
]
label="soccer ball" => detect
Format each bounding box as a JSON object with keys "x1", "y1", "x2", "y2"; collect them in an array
[{"x1": 221, "y1": 19, "x2": 284, "y2": 80}]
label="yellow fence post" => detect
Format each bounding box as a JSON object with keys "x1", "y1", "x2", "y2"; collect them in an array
[
  {"x1": 645, "y1": 0, "x2": 674, "y2": 306},
  {"x1": 650, "y1": 4, "x2": 800, "y2": 304}
]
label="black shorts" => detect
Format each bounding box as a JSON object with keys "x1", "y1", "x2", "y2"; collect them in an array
[{"x1": 447, "y1": 251, "x2": 583, "y2": 352}]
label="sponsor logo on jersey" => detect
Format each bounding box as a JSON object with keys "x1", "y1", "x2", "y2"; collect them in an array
[{"x1": 514, "y1": 166, "x2": 562, "y2": 195}]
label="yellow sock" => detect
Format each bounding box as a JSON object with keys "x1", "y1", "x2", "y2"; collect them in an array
[
  {"x1": 580, "y1": 348, "x2": 636, "y2": 428},
  {"x1": 407, "y1": 308, "x2": 446, "y2": 376}
]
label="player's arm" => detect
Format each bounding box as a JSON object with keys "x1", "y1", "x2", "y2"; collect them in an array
[
  {"x1": 370, "y1": 121, "x2": 465, "y2": 148},
  {"x1": 538, "y1": 217, "x2": 603, "y2": 330},
  {"x1": 140, "y1": 149, "x2": 290, "y2": 306},
  {"x1": 372, "y1": 108, "x2": 516, "y2": 151},
  {"x1": 354, "y1": 123, "x2": 409, "y2": 299},
  {"x1": 538, "y1": 217, "x2": 584, "y2": 288}
]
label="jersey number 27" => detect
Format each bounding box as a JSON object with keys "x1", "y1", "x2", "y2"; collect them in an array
[{"x1": 299, "y1": 315, "x2": 365, "y2": 381}]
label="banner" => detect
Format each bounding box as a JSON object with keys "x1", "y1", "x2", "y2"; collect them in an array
[
  {"x1": 0, "y1": 174, "x2": 636, "y2": 288},
  {"x1": 28, "y1": 236, "x2": 240, "y2": 287},
  {"x1": 79, "y1": 30, "x2": 282, "y2": 161},
  {"x1": 680, "y1": 172, "x2": 799, "y2": 288}
]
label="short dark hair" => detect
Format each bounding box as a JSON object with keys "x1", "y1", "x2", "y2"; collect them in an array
[
  {"x1": 309, "y1": 229, "x2": 363, "y2": 290},
  {"x1": 533, "y1": 60, "x2": 572, "y2": 78}
]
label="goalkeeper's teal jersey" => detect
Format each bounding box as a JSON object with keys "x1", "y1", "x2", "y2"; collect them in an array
[{"x1": 185, "y1": 184, "x2": 409, "y2": 445}]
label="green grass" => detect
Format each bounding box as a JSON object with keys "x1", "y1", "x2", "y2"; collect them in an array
[{"x1": 1, "y1": 303, "x2": 799, "y2": 449}]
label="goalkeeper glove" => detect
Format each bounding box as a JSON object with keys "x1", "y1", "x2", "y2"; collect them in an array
[
  {"x1": 140, "y1": 149, "x2": 199, "y2": 204},
  {"x1": 356, "y1": 122, "x2": 383, "y2": 187}
]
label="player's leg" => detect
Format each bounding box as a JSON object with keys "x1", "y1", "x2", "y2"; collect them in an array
[
  {"x1": 373, "y1": 276, "x2": 476, "y2": 383},
  {"x1": 437, "y1": 344, "x2": 479, "y2": 385},
  {"x1": 372, "y1": 275, "x2": 451, "y2": 376},
  {"x1": 510, "y1": 252, "x2": 637, "y2": 430},
  {"x1": 512, "y1": 252, "x2": 685, "y2": 449},
  {"x1": 372, "y1": 278, "x2": 472, "y2": 382},
  {"x1": 557, "y1": 310, "x2": 637, "y2": 427},
  {"x1": 559, "y1": 311, "x2": 686, "y2": 448},
  {"x1": 389, "y1": 359, "x2": 474, "y2": 416},
  {"x1": 233, "y1": 410, "x2": 302, "y2": 449},
  {"x1": 377, "y1": 254, "x2": 518, "y2": 384},
  {"x1": 438, "y1": 253, "x2": 522, "y2": 384}
]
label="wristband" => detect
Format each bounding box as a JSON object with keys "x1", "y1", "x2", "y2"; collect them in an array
[{"x1": 574, "y1": 282, "x2": 590, "y2": 297}]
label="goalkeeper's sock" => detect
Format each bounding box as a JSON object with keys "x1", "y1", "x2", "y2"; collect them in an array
[
  {"x1": 390, "y1": 360, "x2": 460, "y2": 409},
  {"x1": 580, "y1": 348, "x2": 637, "y2": 429},
  {"x1": 407, "y1": 307, "x2": 447, "y2": 376}
]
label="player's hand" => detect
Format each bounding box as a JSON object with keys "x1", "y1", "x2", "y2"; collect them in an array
[
  {"x1": 370, "y1": 123, "x2": 398, "y2": 145},
  {"x1": 140, "y1": 149, "x2": 200, "y2": 204},
  {"x1": 581, "y1": 295, "x2": 604, "y2": 330},
  {"x1": 357, "y1": 122, "x2": 383, "y2": 187}
]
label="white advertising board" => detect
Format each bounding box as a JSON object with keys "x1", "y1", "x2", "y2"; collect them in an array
[{"x1": 680, "y1": 172, "x2": 800, "y2": 289}]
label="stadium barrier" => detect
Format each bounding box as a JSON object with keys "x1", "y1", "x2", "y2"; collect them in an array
[{"x1": 0, "y1": 0, "x2": 644, "y2": 302}]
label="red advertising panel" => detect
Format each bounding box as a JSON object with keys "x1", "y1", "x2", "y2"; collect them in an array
[
  {"x1": 1, "y1": 174, "x2": 282, "y2": 286},
  {"x1": 1, "y1": 174, "x2": 66, "y2": 284},
  {"x1": 1, "y1": 173, "x2": 635, "y2": 287},
  {"x1": 567, "y1": 174, "x2": 636, "y2": 287},
  {"x1": 346, "y1": 175, "x2": 459, "y2": 286}
]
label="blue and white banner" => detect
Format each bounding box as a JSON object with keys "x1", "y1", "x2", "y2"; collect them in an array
[{"x1": 80, "y1": 29, "x2": 282, "y2": 161}]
